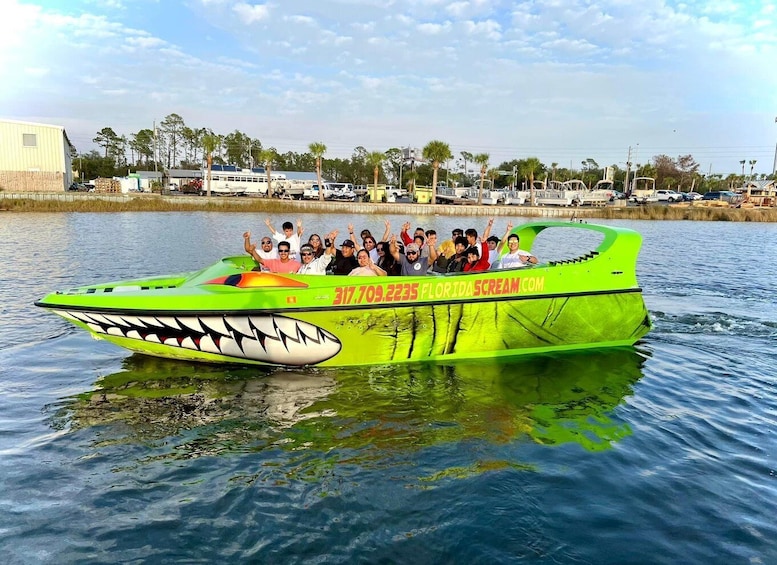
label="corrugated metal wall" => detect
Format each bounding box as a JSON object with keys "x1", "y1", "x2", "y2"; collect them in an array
[{"x1": 0, "y1": 121, "x2": 67, "y2": 173}]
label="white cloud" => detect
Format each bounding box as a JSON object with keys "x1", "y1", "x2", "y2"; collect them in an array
[
  {"x1": 233, "y1": 2, "x2": 270, "y2": 23},
  {"x1": 3, "y1": 0, "x2": 775, "y2": 174},
  {"x1": 417, "y1": 22, "x2": 450, "y2": 34}
]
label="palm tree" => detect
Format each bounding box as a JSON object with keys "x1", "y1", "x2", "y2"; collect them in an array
[
  {"x1": 366, "y1": 151, "x2": 386, "y2": 202},
  {"x1": 423, "y1": 140, "x2": 453, "y2": 205},
  {"x1": 551, "y1": 162, "x2": 558, "y2": 182},
  {"x1": 202, "y1": 133, "x2": 219, "y2": 197},
  {"x1": 460, "y1": 151, "x2": 473, "y2": 185},
  {"x1": 257, "y1": 148, "x2": 276, "y2": 196},
  {"x1": 473, "y1": 153, "x2": 489, "y2": 205},
  {"x1": 520, "y1": 157, "x2": 543, "y2": 206},
  {"x1": 309, "y1": 142, "x2": 327, "y2": 200}
]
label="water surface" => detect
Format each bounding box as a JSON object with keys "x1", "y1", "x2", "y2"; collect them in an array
[{"x1": 1, "y1": 212, "x2": 776, "y2": 563}]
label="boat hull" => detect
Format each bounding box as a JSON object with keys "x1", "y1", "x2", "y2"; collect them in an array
[
  {"x1": 36, "y1": 222, "x2": 652, "y2": 367},
  {"x1": 48, "y1": 290, "x2": 649, "y2": 366}
]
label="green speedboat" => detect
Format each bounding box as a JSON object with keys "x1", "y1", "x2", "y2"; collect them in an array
[{"x1": 35, "y1": 221, "x2": 651, "y2": 367}]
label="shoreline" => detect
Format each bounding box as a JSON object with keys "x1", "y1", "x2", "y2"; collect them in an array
[{"x1": 1, "y1": 192, "x2": 776, "y2": 222}]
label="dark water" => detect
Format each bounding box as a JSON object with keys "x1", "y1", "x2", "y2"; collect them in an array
[{"x1": 1, "y1": 212, "x2": 776, "y2": 563}]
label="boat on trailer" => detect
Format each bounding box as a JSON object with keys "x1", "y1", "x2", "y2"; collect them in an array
[{"x1": 36, "y1": 221, "x2": 651, "y2": 368}]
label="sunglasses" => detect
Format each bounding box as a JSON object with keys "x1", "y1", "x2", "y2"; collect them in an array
[
  {"x1": 261, "y1": 240, "x2": 271, "y2": 244},
  {"x1": 278, "y1": 249, "x2": 290, "y2": 253},
  {"x1": 301, "y1": 252, "x2": 312, "y2": 256},
  {"x1": 406, "y1": 251, "x2": 418, "y2": 255}
]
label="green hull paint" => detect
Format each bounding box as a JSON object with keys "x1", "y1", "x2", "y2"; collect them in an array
[{"x1": 36, "y1": 221, "x2": 652, "y2": 367}]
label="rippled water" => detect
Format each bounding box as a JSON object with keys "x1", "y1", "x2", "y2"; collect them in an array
[{"x1": 1, "y1": 212, "x2": 776, "y2": 563}]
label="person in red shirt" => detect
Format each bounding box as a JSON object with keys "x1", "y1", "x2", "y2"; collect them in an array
[{"x1": 463, "y1": 245, "x2": 490, "y2": 272}]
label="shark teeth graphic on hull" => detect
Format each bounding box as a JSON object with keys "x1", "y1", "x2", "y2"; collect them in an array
[{"x1": 53, "y1": 310, "x2": 342, "y2": 366}]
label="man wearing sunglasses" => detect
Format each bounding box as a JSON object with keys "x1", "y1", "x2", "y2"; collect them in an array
[
  {"x1": 244, "y1": 236, "x2": 301, "y2": 273},
  {"x1": 296, "y1": 232, "x2": 337, "y2": 275},
  {"x1": 389, "y1": 234, "x2": 437, "y2": 276}
]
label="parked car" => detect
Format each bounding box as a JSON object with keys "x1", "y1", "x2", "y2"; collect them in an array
[
  {"x1": 655, "y1": 190, "x2": 683, "y2": 202},
  {"x1": 683, "y1": 192, "x2": 702, "y2": 201},
  {"x1": 68, "y1": 182, "x2": 87, "y2": 191},
  {"x1": 702, "y1": 191, "x2": 741, "y2": 203}
]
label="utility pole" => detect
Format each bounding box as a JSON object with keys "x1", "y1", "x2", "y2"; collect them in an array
[
  {"x1": 153, "y1": 121, "x2": 159, "y2": 190},
  {"x1": 624, "y1": 146, "x2": 632, "y2": 195}
]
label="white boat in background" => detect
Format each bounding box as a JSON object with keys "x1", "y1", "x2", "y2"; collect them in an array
[
  {"x1": 481, "y1": 189, "x2": 506, "y2": 205},
  {"x1": 574, "y1": 179, "x2": 611, "y2": 206},
  {"x1": 628, "y1": 177, "x2": 658, "y2": 204},
  {"x1": 503, "y1": 190, "x2": 528, "y2": 205},
  {"x1": 535, "y1": 180, "x2": 580, "y2": 206}
]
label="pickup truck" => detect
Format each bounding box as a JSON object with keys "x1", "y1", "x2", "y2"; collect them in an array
[{"x1": 302, "y1": 184, "x2": 333, "y2": 200}]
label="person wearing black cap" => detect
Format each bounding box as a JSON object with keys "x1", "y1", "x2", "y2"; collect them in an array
[{"x1": 330, "y1": 234, "x2": 359, "y2": 275}]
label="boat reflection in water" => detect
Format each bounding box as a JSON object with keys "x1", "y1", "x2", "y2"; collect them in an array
[{"x1": 54, "y1": 349, "x2": 647, "y2": 477}]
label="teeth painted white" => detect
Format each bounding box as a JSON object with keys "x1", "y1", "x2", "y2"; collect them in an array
[
  {"x1": 180, "y1": 337, "x2": 197, "y2": 350},
  {"x1": 104, "y1": 314, "x2": 130, "y2": 327},
  {"x1": 262, "y1": 335, "x2": 342, "y2": 366},
  {"x1": 225, "y1": 316, "x2": 252, "y2": 336},
  {"x1": 86, "y1": 323, "x2": 105, "y2": 334},
  {"x1": 126, "y1": 330, "x2": 141, "y2": 340},
  {"x1": 106, "y1": 327, "x2": 124, "y2": 336},
  {"x1": 198, "y1": 335, "x2": 220, "y2": 354},
  {"x1": 139, "y1": 316, "x2": 164, "y2": 327},
  {"x1": 163, "y1": 337, "x2": 179, "y2": 346},
  {"x1": 145, "y1": 334, "x2": 161, "y2": 343},
  {"x1": 157, "y1": 316, "x2": 181, "y2": 329},
  {"x1": 200, "y1": 316, "x2": 229, "y2": 336},
  {"x1": 121, "y1": 315, "x2": 144, "y2": 327},
  {"x1": 273, "y1": 317, "x2": 302, "y2": 341},
  {"x1": 55, "y1": 311, "x2": 80, "y2": 321},
  {"x1": 85, "y1": 313, "x2": 112, "y2": 325},
  {"x1": 219, "y1": 336, "x2": 244, "y2": 358},
  {"x1": 240, "y1": 338, "x2": 269, "y2": 358},
  {"x1": 249, "y1": 316, "x2": 279, "y2": 337},
  {"x1": 320, "y1": 328, "x2": 338, "y2": 342},
  {"x1": 178, "y1": 317, "x2": 205, "y2": 334}
]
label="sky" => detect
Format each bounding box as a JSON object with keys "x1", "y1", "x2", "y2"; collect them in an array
[{"x1": 2, "y1": 0, "x2": 776, "y2": 176}]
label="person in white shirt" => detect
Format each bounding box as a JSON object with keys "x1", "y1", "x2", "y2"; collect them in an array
[
  {"x1": 266, "y1": 217, "x2": 303, "y2": 260},
  {"x1": 349, "y1": 249, "x2": 387, "y2": 276},
  {"x1": 497, "y1": 225, "x2": 538, "y2": 269},
  {"x1": 256, "y1": 236, "x2": 278, "y2": 261},
  {"x1": 296, "y1": 240, "x2": 335, "y2": 275},
  {"x1": 242, "y1": 233, "x2": 278, "y2": 272}
]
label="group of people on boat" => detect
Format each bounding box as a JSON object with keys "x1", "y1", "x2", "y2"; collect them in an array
[{"x1": 242, "y1": 217, "x2": 537, "y2": 277}]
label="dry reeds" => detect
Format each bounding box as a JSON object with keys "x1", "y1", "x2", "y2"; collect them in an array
[{"x1": 2, "y1": 193, "x2": 777, "y2": 222}]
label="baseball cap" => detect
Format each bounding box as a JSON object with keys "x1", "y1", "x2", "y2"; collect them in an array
[
  {"x1": 405, "y1": 243, "x2": 420, "y2": 253},
  {"x1": 341, "y1": 240, "x2": 355, "y2": 248},
  {"x1": 487, "y1": 236, "x2": 500, "y2": 244}
]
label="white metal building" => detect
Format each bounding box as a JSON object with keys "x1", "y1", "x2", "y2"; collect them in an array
[{"x1": 0, "y1": 119, "x2": 74, "y2": 191}]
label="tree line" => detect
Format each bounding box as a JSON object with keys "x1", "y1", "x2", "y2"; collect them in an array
[{"x1": 73, "y1": 113, "x2": 770, "y2": 197}]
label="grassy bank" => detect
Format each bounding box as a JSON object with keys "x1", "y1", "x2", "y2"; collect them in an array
[{"x1": 2, "y1": 193, "x2": 777, "y2": 221}]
